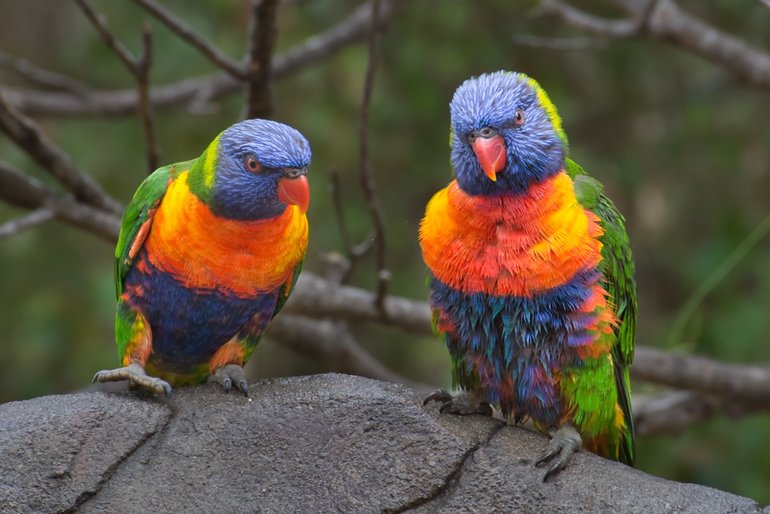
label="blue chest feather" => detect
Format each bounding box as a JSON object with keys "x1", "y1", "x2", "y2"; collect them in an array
[
  {"x1": 123, "y1": 250, "x2": 278, "y2": 372},
  {"x1": 430, "y1": 269, "x2": 600, "y2": 424}
]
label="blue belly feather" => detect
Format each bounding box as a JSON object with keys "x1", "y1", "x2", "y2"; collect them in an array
[
  {"x1": 122, "y1": 249, "x2": 278, "y2": 373},
  {"x1": 430, "y1": 268, "x2": 601, "y2": 425}
]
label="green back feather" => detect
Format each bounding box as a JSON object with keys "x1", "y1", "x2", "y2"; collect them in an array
[{"x1": 567, "y1": 157, "x2": 637, "y2": 464}]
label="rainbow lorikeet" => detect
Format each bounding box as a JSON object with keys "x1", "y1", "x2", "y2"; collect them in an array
[
  {"x1": 93, "y1": 119, "x2": 311, "y2": 397},
  {"x1": 420, "y1": 71, "x2": 636, "y2": 479}
]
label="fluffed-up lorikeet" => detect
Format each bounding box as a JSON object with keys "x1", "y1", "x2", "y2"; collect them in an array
[
  {"x1": 420, "y1": 71, "x2": 636, "y2": 479},
  {"x1": 93, "y1": 119, "x2": 311, "y2": 397}
]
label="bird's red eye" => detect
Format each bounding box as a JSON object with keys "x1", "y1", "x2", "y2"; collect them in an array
[
  {"x1": 244, "y1": 155, "x2": 260, "y2": 173},
  {"x1": 514, "y1": 109, "x2": 525, "y2": 126}
]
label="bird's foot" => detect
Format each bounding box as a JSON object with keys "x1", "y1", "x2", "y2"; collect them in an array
[
  {"x1": 536, "y1": 423, "x2": 582, "y2": 481},
  {"x1": 209, "y1": 364, "x2": 249, "y2": 396},
  {"x1": 92, "y1": 363, "x2": 172, "y2": 397},
  {"x1": 423, "y1": 388, "x2": 492, "y2": 415}
]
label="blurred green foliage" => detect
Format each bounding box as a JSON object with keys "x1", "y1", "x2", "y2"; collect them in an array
[{"x1": 0, "y1": 0, "x2": 769, "y2": 503}]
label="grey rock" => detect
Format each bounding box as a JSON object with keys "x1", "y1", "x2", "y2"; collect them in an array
[{"x1": 0, "y1": 373, "x2": 762, "y2": 513}]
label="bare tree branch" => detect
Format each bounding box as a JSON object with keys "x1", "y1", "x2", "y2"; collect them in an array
[
  {"x1": 285, "y1": 272, "x2": 770, "y2": 409},
  {"x1": 0, "y1": 52, "x2": 90, "y2": 96},
  {"x1": 535, "y1": 0, "x2": 649, "y2": 37},
  {"x1": 633, "y1": 391, "x2": 763, "y2": 437},
  {"x1": 243, "y1": 0, "x2": 280, "y2": 119},
  {"x1": 356, "y1": 0, "x2": 390, "y2": 311},
  {"x1": 285, "y1": 272, "x2": 433, "y2": 335},
  {"x1": 131, "y1": 0, "x2": 246, "y2": 79},
  {"x1": 0, "y1": 207, "x2": 54, "y2": 240},
  {"x1": 646, "y1": 0, "x2": 770, "y2": 88},
  {"x1": 0, "y1": 161, "x2": 52, "y2": 210},
  {"x1": 540, "y1": 0, "x2": 770, "y2": 89},
  {"x1": 4, "y1": 0, "x2": 403, "y2": 117},
  {"x1": 632, "y1": 346, "x2": 770, "y2": 408},
  {"x1": 0, "y1": 162, "x2": 121, "y2": 241},
  {"x1": 0, "y1": 92, "x2": 122, "y2": 214},
  {"x1": 266, "y1": 314, "x2": 429, "y2": 390}
]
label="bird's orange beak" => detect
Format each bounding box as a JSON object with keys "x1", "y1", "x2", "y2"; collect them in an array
[
  {"x1": 277, "y1": 173, "x2": 309, "y2": 213},
  {"x1": 471, "y1": 135, "x2": 507, "y2": 182}
]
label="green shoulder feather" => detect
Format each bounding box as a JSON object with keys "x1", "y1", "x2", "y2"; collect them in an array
[
  {"x1": 114, "y1": 161, "x2": 192, "y2": 299},
  {"x1": 272, "y1": 260, "x2": 303, "y2": 319},
  {"x1": 567, "y1": 157, "x2": 637, "y2": 464}
]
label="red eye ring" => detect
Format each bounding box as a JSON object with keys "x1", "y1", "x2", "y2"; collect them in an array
[
  {"x1": 514, "y1": 109, "x2": 525, "y2": 126},
  {"x1": 244, "y1": 155, "x2": 260, "y2": 173}
]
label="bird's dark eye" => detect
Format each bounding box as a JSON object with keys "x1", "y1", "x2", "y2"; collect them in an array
[
  {"x1": 243, "y1": 154, "x2": 261, "y2": 173},
  {"x1": 478, "y1": 127, "x2": 495, "y2": 138},
  {"x1": 514, "y1": 109, "x2": 525, "y2": 126}
]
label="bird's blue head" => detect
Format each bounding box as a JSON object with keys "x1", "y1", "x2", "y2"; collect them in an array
[
  {"x1": 449, "y1": 71, "x2": 568, "y2": 196},
  {"x1": 191, "y1": 118, "x2": 312, "y2": 220}
]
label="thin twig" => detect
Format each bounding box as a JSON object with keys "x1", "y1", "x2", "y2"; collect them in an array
[
  {"x1": 0, "y1": 53, "x2": 90, "y2": 96},
  {"x1": 535, "y1": 0, "x2": 653, "y2": 38},
  {"x1": 0, "y1": 208, "x2": 55, "y2": 240},
  {"x1": 0, "y1": 91, "x2": 122, "y2": 214},
  {"x1": 330, "y1": 171, "x2": 353, "y2": 253},
  {"x1": 243, "y1": 0, "x2": 280, "y2": 119},
  {"x1": 75, "y1": 1, "x2": 160, "y2": 173},
  {"x1": 667, "y1": 212, "x2": 770, "y2": 348},
  {"x1": 513, "y1": 34, "x2": 607, "y2": 50},
  {"x1": 73, "y1": 0, "x2": 139, "y2": 71},
  {"x1": 356, "y1": 0, "x2": 390, "y2": 311},
  {"x1": 6, "y1": 0, "x2": 404, "y2": 117},
  {"x1": 137, "y1": 23, "x2": 160, "y2": 173},
  {"x1": 131, "y1": 0, "x2": 246, "y2": 79},
  {"x1": 326, "y1": 171, "x2": 376, "y2": 283}
]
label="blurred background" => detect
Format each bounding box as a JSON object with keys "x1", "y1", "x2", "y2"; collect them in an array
[{"x1": 0, "y1": 0, "x2": 769, "y2": 503}]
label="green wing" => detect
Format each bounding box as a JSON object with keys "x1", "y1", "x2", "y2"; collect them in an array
[
  {"x1": 567, "y1": 158, "x2": 637, "y2": 463},
  {"x1": 114, "y1": 161, "x2": 191, "y2": 299},
  {"x1": 272, "y1": 260, "x2": 303, "y2": 319}
]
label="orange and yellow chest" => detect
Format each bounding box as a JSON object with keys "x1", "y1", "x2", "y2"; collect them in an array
[
  {"x1": 144, "y1": 172, "x2": 308, "y2": 297},
  {"x1": 419, "y1": 171, "x2": 604, "y2": 297}
]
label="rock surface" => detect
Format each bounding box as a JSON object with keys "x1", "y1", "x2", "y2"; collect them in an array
[{"x1": 0, "y1": 373, "x2": 764, "y2": 513}]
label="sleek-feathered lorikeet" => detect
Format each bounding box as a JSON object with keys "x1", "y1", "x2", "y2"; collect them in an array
[
  {"x1": 420, "y1": 71, "x2": 636, "y2": 479},
  {"x1": 93, "y1": 119, "x2": 311, "y2": 397}
]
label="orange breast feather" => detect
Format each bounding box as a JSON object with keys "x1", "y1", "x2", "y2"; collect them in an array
[{"x1": 419, "y1": 171, "x2": 603, "y2": 297}]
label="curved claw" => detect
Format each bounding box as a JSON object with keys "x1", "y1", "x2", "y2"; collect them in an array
[
  {"x1": 423, "y1": 388, "x2": 453, "y2": 406},
  {"x1": 423, "y1": 389, "x2": 490, "y2": 416},
  {"x1": 210, "y1": 364, "x2": 250, "y2": 397},
  {"x1": 92, "y1": 363, "x2": 172, "y2": 397},
  {"x1": 535, "y1": 424, "x2": 582, "y2": 481},
  {"x1": 235, "y1": 379, "x2": 249, "y2": 396}
]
